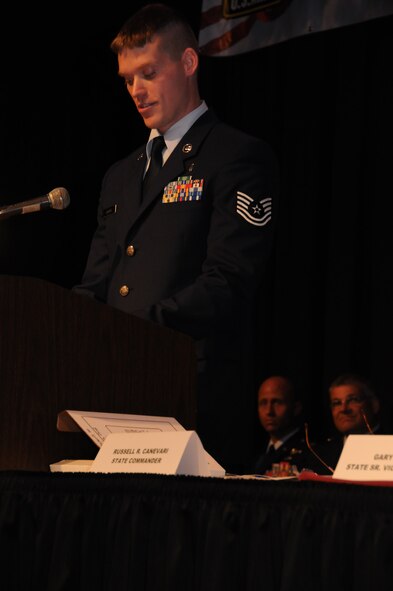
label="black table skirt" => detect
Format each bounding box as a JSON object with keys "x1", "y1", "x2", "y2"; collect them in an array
[{"x1": 1, "y1": 471, "x2": 392, "y2": 591}]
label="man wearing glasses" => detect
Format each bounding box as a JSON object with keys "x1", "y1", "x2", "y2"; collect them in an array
[{"x1": 315, "y1": 373, "x2": 383, "y2": 473}]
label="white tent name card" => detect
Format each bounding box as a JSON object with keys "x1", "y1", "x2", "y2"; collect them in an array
[
  {"x1": 52, "y1": 410, "x2": 225, "y2": 477},
  {"x1": 90, "y1": 430, "x2": 224, "y2": 477},
  {"x1": 333, "y1": 434, "x2": 393, "y2": 481}
]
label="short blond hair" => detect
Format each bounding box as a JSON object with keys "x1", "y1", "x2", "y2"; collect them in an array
[{"x1": 110, "y1": 3, "x2": 199, "y2": 60}]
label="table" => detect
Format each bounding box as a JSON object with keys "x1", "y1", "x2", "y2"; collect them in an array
[{"x1": 1, "y1": 471, "x2": 392, "y2": 590}]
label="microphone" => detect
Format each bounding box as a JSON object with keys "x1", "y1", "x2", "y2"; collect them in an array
[{"x1": 0, "y1": 187, "x2": 70, "y2": 220}]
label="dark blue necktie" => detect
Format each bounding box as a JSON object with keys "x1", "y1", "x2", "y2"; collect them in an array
[{"x1": 143, "y1": 135, "x2": 166, "y2": 198}]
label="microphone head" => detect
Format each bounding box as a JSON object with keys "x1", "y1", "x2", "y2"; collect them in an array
[{"x1": 48, "y1": 187, "x2": 70, "y2": 210}]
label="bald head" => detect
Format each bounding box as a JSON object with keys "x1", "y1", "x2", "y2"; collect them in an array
[{"x1": 259, "y1": 376, "x2": 294, "y2": 399}]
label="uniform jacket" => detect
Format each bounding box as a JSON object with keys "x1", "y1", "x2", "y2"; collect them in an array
[
  {"x1": 313, "y1": 424, "x2": 385, "y2": 475},
  {"x1": 74, "y1": 110, "x2": 279, "y2": 472},
  {"x1": 251, "y1": 428, "x2": 316, "y2": 475}
]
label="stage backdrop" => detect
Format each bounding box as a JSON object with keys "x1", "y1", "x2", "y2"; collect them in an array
[{"x1": 1, "y1": 1, "x2": 392, "y2": 442}]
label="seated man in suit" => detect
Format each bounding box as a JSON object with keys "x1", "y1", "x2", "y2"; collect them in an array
[
  {"x1": 251, "y1": 375, "x2": 312, "y2": 475},
  {"x1": 313, "y1": 373, "x2": 383, "y2": 474}
]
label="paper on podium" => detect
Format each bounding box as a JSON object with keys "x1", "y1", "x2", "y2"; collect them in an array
[
  {"x1": 333, "y1": 434, "x2": 393, "y2": 481},
  {"x1": 49, "y1": 459, "x2": 94, "y2": 472},
  {"x1": 54, "y1": 410, "x2": 225, "y2": 477},
  {"x1": 57, "y1": 410, "x2": 185, "y2": 447}
]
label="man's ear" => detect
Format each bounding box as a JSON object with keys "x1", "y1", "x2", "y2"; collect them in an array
[{"x1": 182, "y1": 47, "x2": 199, "y2": 76}]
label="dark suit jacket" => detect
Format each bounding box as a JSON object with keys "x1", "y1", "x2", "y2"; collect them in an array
[
  {"x1": 74, "y1": 110, "x2": 279, "y2": 472},
  {"x1": 313, "y1": 425, "x2": 386, "y2": 475}
]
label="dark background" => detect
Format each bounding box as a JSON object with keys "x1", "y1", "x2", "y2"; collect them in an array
[{"x1": 1, "y1": 2, "x2": 392, "y2": 440}]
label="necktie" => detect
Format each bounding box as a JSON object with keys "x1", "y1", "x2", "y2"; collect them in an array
[{"x1": 142, "y1": 135, "x2": 166, "y2": 198}]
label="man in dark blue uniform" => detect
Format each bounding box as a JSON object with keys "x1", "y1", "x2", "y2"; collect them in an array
[
  {"x1": 74, "y1": 3, "x2": 279, "y2": 472},
  {"x1": 313, "y1": 373, "x2": 384, "y2": 474},
  {"x1": 250, "y1": 375, "x2": 314, "y2": 475}
]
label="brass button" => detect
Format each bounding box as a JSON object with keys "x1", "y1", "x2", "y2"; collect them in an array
[
  {"x1": 119, "y1": 285, "x2": 130, "y2": 297},
  {"x1": 126, "y1": 244, "x2": 135, "y2": 256}
]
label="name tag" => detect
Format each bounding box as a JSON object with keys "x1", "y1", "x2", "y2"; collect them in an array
[{"x1": 103, "y1": 204, "x2": 118, "y2": 217}]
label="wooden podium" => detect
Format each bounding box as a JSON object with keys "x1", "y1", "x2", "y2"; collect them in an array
[{"x1": 0, "y1": 275, "x2": 197, "y2": 470}]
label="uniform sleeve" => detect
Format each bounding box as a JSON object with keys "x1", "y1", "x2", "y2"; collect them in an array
[{"x1": 72, "y1": 162, "x2": 123, "y2": 303}]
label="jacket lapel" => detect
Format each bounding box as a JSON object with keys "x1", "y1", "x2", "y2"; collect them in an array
[
  {"x1": 137, "y1": 110, "x2": 218, "y2": 216},
  {"x1": 116, "y1": 110, "x2": 218, "y2": 248}
]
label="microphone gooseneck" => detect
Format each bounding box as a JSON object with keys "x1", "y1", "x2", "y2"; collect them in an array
[
  {"x1": 304, "y1": 423, "x2": 334, "y2": 474},
  {"x1": 360, "y1": 409, "x2": 374, "y2": 434}
]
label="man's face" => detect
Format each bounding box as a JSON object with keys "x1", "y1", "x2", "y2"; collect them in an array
[
  {"x1": 329, "y1": 384, "x2": 377, "y2": 435},
  {"x1": 258, "y1": 382, "x2": 299, "y2": 440},
  {"x1": 117, "y1": 35, "x2": 198, "y2": 134}
]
